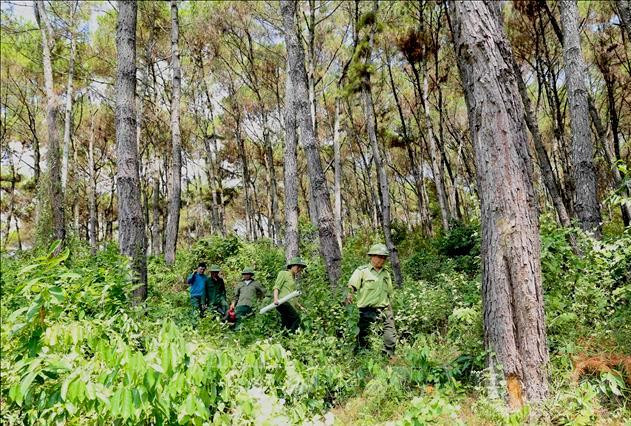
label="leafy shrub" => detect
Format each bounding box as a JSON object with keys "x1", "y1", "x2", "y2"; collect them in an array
[{"x1": 436, "y1": 221, "x2": 479, "y2": 258}]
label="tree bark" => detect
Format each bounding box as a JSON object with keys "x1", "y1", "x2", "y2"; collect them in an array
[
  {"x1": 165, "y1": 0, "x2": 182, "y2": 265},
  {"x1": 88, "y1": 112, "x2": 97, "y2": 255},
  {"x1": 386, "y1": 54, "x2": 429, "y2": 232},
  {"x1": 421, "y1": 64, "x2": 451, "y2": 231},
  {"x1": 35, "y1": 0, "x2": 65, "y2": 244},
  {"x1": 281, "y1": 0, "x2": 342, "y2": 287},
  {"x1": 284, "y1": 66, "x2": 300, "y2": 260},
  {"x1": 115, "y1": 0, "x2": 147, "y2": 301},
  {"x1": 560, "y1": 0, "x2": 602, "y2": 237},
  {"x1": 588, "y1": 98, "x2": 631, "y2": 225},
  {"x1": 333, "y1": 95, "x2": 343, "y2": 249},
  {"x1": 151, "y1": 176, "x2": 161, "y2": 256},
  {"x1": 616, "y1": 0, "x2": 631, "y2": 41},
  {"x1": 359, "y1": 0, "x2": 403, "y2": 287},
  {"x1": 510, "y1": 55, "x2": 572, "y2": 229},
  {"x1": 61, "y1": 0, "x2": 78, "y2": 191},
  {"x1": 449, "y1": 0, "x2": 548, "y2": 406}
]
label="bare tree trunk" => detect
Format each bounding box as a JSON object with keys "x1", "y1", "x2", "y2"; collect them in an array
[
  {"x1": 88, "y1": 113, "x2": 97, "y2": 255},
  {"x1": 284, "y1": 66, "x2": 300, "y2": 259},
  {"x1": 151, "y1": 177, "x2": 161, "y2": 256},
  {"x1": 5, "y1": 152, "x2": 16, "y2": 246},
  {"x1": 115, "y1": 0, "x2": 147, "y2": 301},
  {"x1": 73, "y1": 136, "x2": 80, "y2": 235},
  {"x1": 203, "y1": 137, "x2": 220, "y2": 233},
  {"x1": 14, "y1": 215, "x2": 22, "y2": 251},
  {"x1": 421, "y1": 62, "x2": 451, "y2": 231},
  {"x1": 61, "y1": 0, "x2": 78, "y2": 191},
  {"x1": 616, "y1": 0, "x2": 631, "y2": 41},
  {"x1": 307, "y1": 0, "x2": 318, "y2": 136},
  {"x1": 35, "y1": 0, "x2": 65, "y2": 244},
  {"x1": 449, "y1": 0, "x2": 548, "y2": 406},
  {"x1": 588, "y1": 98, "x2": 631, "y2": 224},
  {"x1": 165, "y1": 0, "x2": 182, "y2": 265},
  {"x1": 560, "y1": 0, "x2": 602, "y2": 237},
  {"x1": 359, "y1": 0, "x2": 403, "y2": 286},
  {"x1": 263, "y1": 120, "x2": 280, "y2": 243},
  {"x1": 386, "y1": 54, "x2": 429, "y2": 232},
  {"x1": 333, "y1": 96, "x2": 343, "y2": 249},
  {"x1": 511, "y1": 56, "x2": 572, "y2": 229},
  {"x1": 281, "y1": 0, "x2": 342, "y2": 287}
]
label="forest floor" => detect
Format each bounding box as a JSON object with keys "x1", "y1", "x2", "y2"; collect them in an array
[{"x1": 1, "y1": 221, "x2": 630, "y2": 424}]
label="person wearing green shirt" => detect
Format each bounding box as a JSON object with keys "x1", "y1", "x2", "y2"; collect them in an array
[
  {"x1": 230, "y1": 268, "x2": 266, "y2": 328},
  {"x1": 206, "y1": 265, "x2": 228, "y2": 316},
  {"x1": 345, "y1": 244, "x2": 397, "y2": 356},
  {"x1": 273, "y1": 256, "x2": 306, "y2": 332}
]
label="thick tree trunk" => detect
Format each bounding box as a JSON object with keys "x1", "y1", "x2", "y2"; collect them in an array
[
  {"x1": 35, "y1": 1, "x2": 65, "y2": 244},
  {"x1": 115, "y1": 0, "x2": 147, "y2": 301},
  {"x1": 61, "y1": 0, "x2": 78, "y2": 191},
  {"x1": 165, "y1": 0, "x2": 182, "y2": 265},
  {"x1": 560, "y1": 0, "x2": 602, "y2": 237},
  {"x1": 450, "y1": 0, "x2": 548, "y2": 406},
  {"x1": 359, "y1": 1, "x2": 403, "y2": 287},
  {"x1": 88, "y1": 113, "x2": 97, "y2": 255},
  {"x1": 284, "y1": 67, "x2": 300, "y2": 259},
  {"x1": 281, "y1": 0, "x2": 342, "y2": 287}
]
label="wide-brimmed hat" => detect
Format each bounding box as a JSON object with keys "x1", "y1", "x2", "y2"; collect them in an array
[
  {"x1": 286, "y1": 256, "x2": 307, "y2": 269},
  {"x1": 209, "y1": 264, "x2": 221, "y2": 272},
  {"x1": 241, "y1": 267, "x2": 255, "y2": 276},
  {"x1": 367, "y1": 243, "x2": 389, "y2": 256}
]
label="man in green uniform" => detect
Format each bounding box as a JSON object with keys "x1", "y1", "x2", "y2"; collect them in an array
[
  {"x1": 206, "y1": 264, "x2": 228, "y2": 316},
  {"x1": 230, "y1": 267, "x2": 266, "y2": 328},
  {"x1": 345, "y1": 244, "x2": 397, "y2": 356},
  {"x1": 273, "y1": 256, "x2": 306, "y2": 332}
]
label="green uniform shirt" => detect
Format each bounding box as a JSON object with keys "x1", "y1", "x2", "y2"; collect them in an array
[
  {"x1": 234, "y1": 279, "x2": 266, "y2": 307},
  {"x1": 206, "y1": 276, "x2": 227, "y2": 306},
  {"x1": 273, "y1": 270, "x2": 299, "y2": 305},
  {"x1": 348, "y1": 264, "x2": 393, "y2": 308}
]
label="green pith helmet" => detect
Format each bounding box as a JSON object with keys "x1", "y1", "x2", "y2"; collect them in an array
[
  {"x1": 241, "y1": 267, "x2": 255, "y2": 276},
  {"x1": 367, "y1": 243, "x2": 389, "y2": 257},
  {"x1": 286, "y1": 256, "x2": 307, "y2": 269},
  {"x1": 209, "y1": 265, "x2": 220, "y2": 272}
]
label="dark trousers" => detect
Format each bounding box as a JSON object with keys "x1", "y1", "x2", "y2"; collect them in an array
[
  {"x1": 276, "y1": 303, "x2": 300, "y2": 332},
  {"x1": 190, "y1": 296, "x2": 206, "y2": 321},
  {"x1": 234, "y1": 305, "x2": 253, "y2": 329},
  {"x1": 357, "y1": 307, "x2": 397, "y2": 355}
]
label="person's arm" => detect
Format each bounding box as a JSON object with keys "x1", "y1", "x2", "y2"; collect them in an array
[
  {"x1": 187, "y1": 271, "x2": 196, "y2": 285},
  {"x1": 230, "y1": 283, "x2": 240, "y2": 310},
  {"x1": 387, "y1": 273, "x2": 394, "y2": 314},
  {"x1": 273, "y1": 272, "x2": 284, "y2": 305},
  {"x1": 203, "y1": 277, "x2": 211, "y2": 307},
  {"x1": 345, "y1": 268, "x2": 362, "y2": 304},
  {"x1": 256, "y1": 281, "x2": 266, "y2": 298}
]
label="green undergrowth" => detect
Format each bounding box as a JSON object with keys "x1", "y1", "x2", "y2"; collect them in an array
[{"x1": 1, "y1": 222, "x2": 630, "y2": 424}]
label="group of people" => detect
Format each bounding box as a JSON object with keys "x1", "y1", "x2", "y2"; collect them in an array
[{"x1": 186, "y1": 243, "x2": 397, "y2": 356}]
